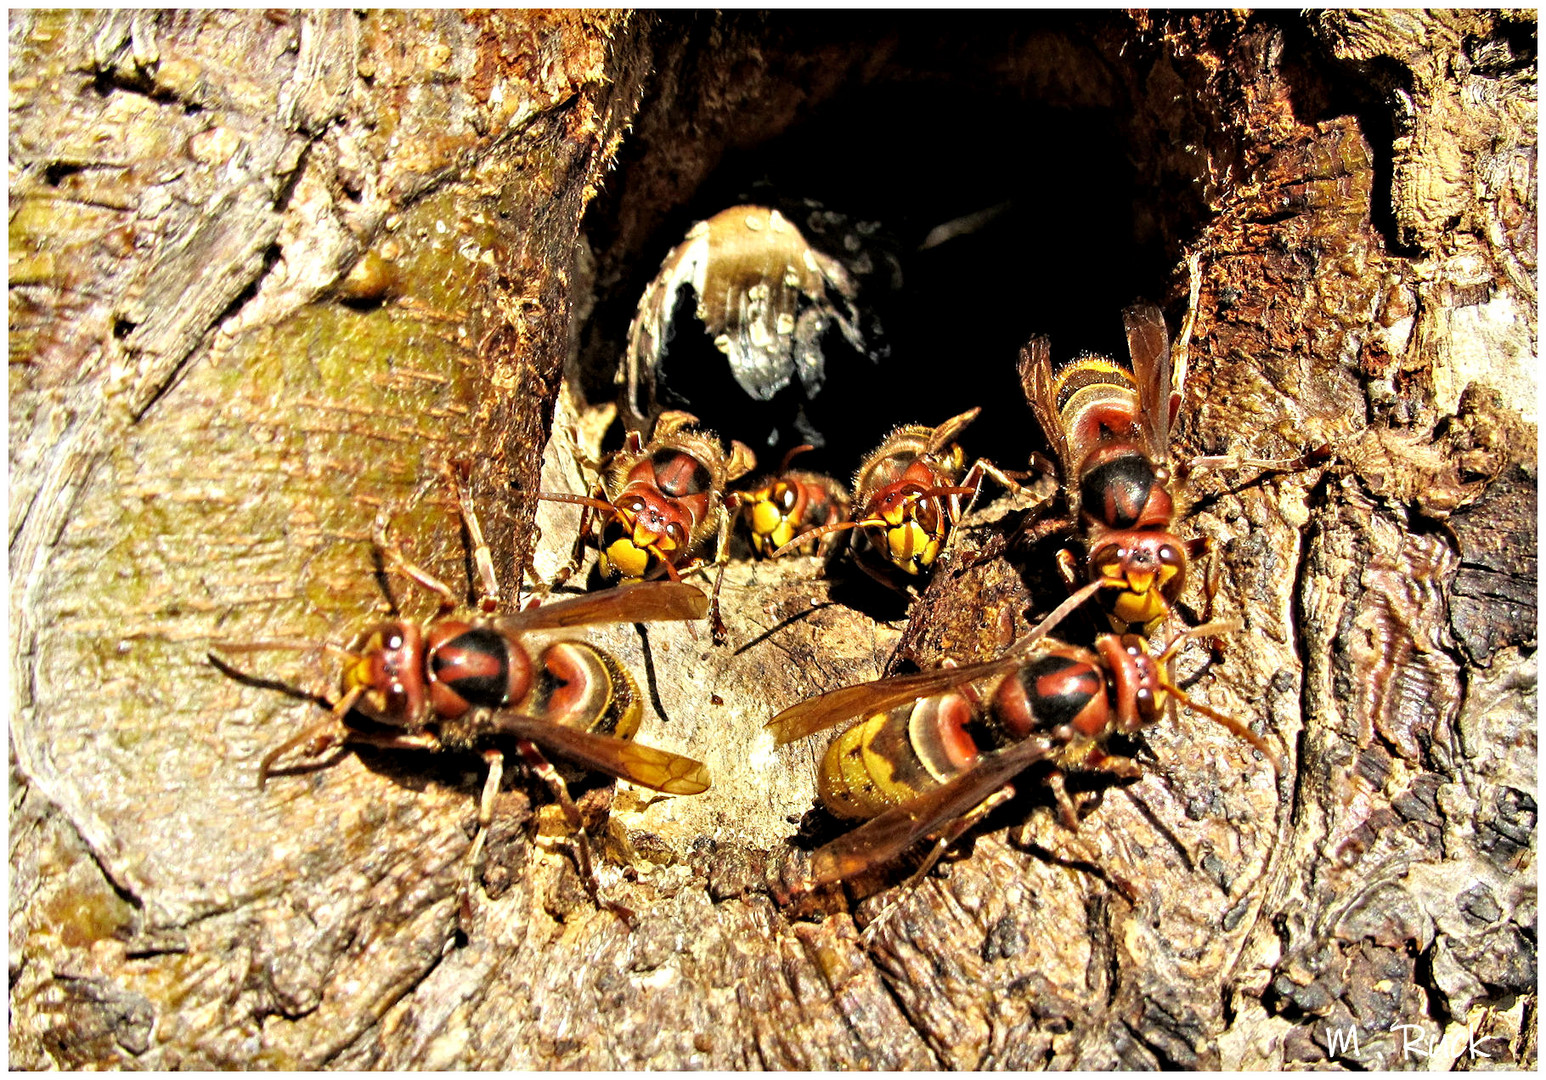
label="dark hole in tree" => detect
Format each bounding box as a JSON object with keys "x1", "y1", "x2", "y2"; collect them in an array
[{"x1": 577, "y1": 12, "x2": 1216, "y2": 480}]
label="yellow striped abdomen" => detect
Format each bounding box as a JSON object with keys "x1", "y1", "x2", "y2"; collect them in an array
[{"x1": 816, "y1": 692, "x2": 980, "y2": 820}]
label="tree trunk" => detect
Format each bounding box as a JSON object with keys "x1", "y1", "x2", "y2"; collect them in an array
[{"x1": 10, "y1": 9, "x2": 1535, "y2": 1069}]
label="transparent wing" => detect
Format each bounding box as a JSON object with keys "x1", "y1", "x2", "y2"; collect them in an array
[
  {"x1": 1016, "y1": 335, "x2": 1073, "y2": 485},
  {"x1": 926, "y1": 407, "x2": 981, "y2": 455},
  {"x1": 491, "y1": 714, "x2": 711, "y2": 795},
  {"x1": 808, "y1": 736, "x2": 1055, "y2": 886},
  {"x1": 496, "y1": 582, "x2": 708, "y2": 632},
  {"x1": 766, "y1": 657, "x2": 1019, "y2": 745},
  {"x1": 1122, "y1": 302, "x2": 1174, "y2": 463}
]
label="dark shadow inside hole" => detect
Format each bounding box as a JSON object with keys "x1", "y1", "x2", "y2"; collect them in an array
[
  {"x1": 1277, "y1": 16, "x2": 1422, "y2": 260},
  {"x1": 579, "y1": 18, "x2": 1200, "y2": 480}
]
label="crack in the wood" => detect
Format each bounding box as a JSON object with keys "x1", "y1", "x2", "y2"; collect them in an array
[
  {"x1": 864, "y1": 942, "x2": 945, "y2": 1069},
  {"x1": 315, "y1": 909, "x2": 459, "y2": 1069},
  {"x1": 29, "y1": 785, "x2": 149, "y2": 919},
  {"x1": 1120, "y1": 1014, "x2": 1184, "y2": 1069},
  {"x1": 1287, "y1": 511, "x2": 1320, "y2": 832},
  {"x1": 787, "y1": 920, "x2": 882, "y2": 1063},
  {"x1": 1086, "y1": 890, "x2": 1122, "y2": 1016}
]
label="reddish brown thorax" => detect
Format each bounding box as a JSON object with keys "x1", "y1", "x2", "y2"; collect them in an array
[{"x1": 345, "y1": 619, "x2": 537, "y2": 730}]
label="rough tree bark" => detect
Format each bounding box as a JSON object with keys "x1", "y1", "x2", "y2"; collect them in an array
[{"x1": 10, "y1": 9, "x2": 1535, "y2": 1069}]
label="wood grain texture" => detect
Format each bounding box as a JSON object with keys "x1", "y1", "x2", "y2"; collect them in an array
[{"x1": 11, "y1": 9, "x2": 1535, "y2": 1070}]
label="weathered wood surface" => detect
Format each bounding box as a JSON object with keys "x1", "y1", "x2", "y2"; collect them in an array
[{"x1": 10, "y1": 10, "x2": 1535, "y2": 1069}]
